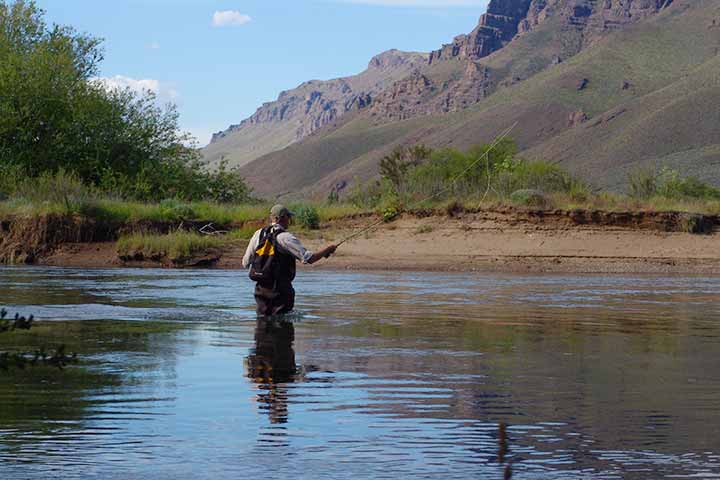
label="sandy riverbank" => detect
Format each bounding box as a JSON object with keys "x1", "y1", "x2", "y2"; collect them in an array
[{"x1": 36, "y1": 209, "x2": 720, "y2": 274}]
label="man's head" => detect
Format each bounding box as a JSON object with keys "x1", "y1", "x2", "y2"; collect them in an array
[{"x1": 270, "y1": 204, "x2": 294, "y2": 227}]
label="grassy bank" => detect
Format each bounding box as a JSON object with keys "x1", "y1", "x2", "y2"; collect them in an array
[
  {"x1": 0, "y1": 197, "x2": 366, "y2": 225},
  {"x1": 117, "y1": 232, "x2": 230, "y2": 263}
]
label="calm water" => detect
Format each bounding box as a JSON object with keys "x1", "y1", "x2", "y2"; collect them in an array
[{"x1": 1, "y1": 266, "x2": 719, "y2": 479}]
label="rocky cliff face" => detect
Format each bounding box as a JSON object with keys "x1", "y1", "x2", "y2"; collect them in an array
[
  {"x1": 520, "y1": 0, "x2": 675, "y2": 39},
  {"x1": 368, "y1": 0, "x2": 674, "y2": 122},
  {"x1": 428, "y1": 0, "x2": 534, "y2": 64},
  {"x1": 369, "y1": 62, "x2": 491, "y2": 121},
  {"x1": 204, "y1": 50, "x2": 427, "y2": 167},
  {"x1": 425, "y1": 0, "x2": 676, "y2": 66}
]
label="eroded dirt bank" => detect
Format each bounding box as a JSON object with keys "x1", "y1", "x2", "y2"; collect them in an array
[{"x1": 5, "y1": 208, "x2": 717, "y2": 274}]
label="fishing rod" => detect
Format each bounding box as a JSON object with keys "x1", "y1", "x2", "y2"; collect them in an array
[{"x1": 335, "y1": 122, "x2": 518, "y2": 248}]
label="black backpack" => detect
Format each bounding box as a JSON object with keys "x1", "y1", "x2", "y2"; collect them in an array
[{"x1": 249, "y1": 226, "x2": 279, "y2": 286}]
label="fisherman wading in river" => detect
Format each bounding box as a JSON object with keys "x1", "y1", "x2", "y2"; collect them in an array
[{"x1": 243, "y1": 205, "x2": 337, "y2": 316}]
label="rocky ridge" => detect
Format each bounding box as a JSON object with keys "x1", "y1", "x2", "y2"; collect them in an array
[
  {"x1": 203, "y1": 50, "x2": 427, "y2": 167},
  {"x1": 369, "y1": 0, "x2": 674, "y2": 121}
]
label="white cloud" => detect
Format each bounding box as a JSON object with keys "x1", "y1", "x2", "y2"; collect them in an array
[
  {"x1": 336, "y1": 0, "x2": 487, "y2": 6},
  {"x1": 212, "y1": 10, "x2": 252, "y2": 27},
  {"x1": 148, "y1": 41, "x2": 161, "y2": 50},
  {"x1": 92, "y1": 75, "x2": 179, "y2": 104}
]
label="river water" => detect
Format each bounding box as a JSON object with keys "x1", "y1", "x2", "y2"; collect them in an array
[{"x1": 0, "y1": 266, "x2": 719, "y2": 479}]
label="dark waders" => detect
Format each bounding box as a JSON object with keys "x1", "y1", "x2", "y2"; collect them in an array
[
  {"x1": 250, "y1": 225, "x2": 297, "y2": 316},
  {"x1": 254, "y1": 281, "x2": 295, "y2": 316}
]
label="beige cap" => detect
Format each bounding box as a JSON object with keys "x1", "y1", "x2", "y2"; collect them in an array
[{"x1": 270, "y1": 204, "x2": 294, "y2": 218}]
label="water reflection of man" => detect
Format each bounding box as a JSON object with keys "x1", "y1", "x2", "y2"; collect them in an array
[{"x1": 245, "y1": 317, "x2": 298, "y2": 424}]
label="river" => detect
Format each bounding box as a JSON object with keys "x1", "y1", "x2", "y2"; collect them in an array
[{"x1": 1, "y1": 266, "x2": 719, "y2": 479}]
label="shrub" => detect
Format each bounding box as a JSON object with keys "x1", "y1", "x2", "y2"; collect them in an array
[
  {"x1": 293, "y1": 205, "x2": 320, "y2": 230},
  {"x1": 348, "y1": 179, "x2": 393, "y2": 209},
  {"x1": 510, "y1": 189, "x2": 549, "y2": 207},
  {"x1": 0, "y1": 163, "x2": 25, "y2": 198},
  {"x1": 657, "y1": 168, "x2": 720, "y2": 200},
  {"x1": 628, "y1": 167, "x2": 658, "y2": 199},
  {"x1": 628, "y1": 166, "x2": 720, "y2": 201},
  {"x1": 380, "y1": 144, "x2": 432, "y2": 194},
  {"x1": 159, "y1": 199, "x2": 196, "y2": 221},
  {"x1": 382, "y1": 205, "x2": 400, "y2": 222}
]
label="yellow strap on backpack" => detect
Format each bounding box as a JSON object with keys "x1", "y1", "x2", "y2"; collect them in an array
[{"x1": 255, "y1": 239, "x2": 275, "y2": 257}]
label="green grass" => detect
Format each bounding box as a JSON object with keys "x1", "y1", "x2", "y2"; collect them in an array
[
  {"x1": 0, "y1": 191, "x2": 368, "y2": 227},
  {"x1": 83, "y1": 199, "x2": 271, "y2": 224},
  {"x1": 117, "y1": 232, "x2": 230, "y2": 261},
  {"x1": 227, "y1": 225, "x2": 258, "y2": 240}
]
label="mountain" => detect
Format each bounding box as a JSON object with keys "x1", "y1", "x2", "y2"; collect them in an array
[
  {"x1": 209, "y1": 0, "x2": 720, "y2": 198},
  {"x1": 202, "y1": 50, "x2": 427, "y2": 169}
]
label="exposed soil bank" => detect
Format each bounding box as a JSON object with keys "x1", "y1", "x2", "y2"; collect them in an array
[
  {"x1": 8, "y1": 208, "x2": 718, "y2": 274},
  {"x1": 0, "y1": 214, "x2": 248, "y2": 266}
]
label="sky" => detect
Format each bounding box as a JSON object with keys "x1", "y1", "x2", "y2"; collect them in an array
[{"x1": 36, "y1": 0, "x2": 490, "y2": 146}]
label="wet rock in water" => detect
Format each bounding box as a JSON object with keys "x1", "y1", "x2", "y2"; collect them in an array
[{"x1": 510, "y1": 189, "x2": 548, "y2": 207}]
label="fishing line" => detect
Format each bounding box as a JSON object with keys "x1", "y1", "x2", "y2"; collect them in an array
[{"x1": 335, "y1": 122, "x2": 518, "y2": 248}]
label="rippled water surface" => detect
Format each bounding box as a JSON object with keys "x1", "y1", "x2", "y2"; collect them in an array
[{"x1": 1, "y1": 266, "x2": 719, "y2": 479}]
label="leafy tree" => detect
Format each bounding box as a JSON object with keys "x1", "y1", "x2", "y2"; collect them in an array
[
  {"x1": 0, "y1": 1, "x2": 252, "y2": 203},
  {"x1": 0, "y1": 0, "x2": 105, "y2": 174}
]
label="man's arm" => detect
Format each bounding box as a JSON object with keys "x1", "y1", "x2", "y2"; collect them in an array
[
  {"x1": 306, "y1": 244, "x2": 337, "y2": 265},
  {"x1": 276, "y1": 232, "x2": 336, "y2": 265}
]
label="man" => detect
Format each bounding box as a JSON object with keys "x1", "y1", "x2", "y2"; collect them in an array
[{"x1": 242, "y1": 204, "x2": 337, "y2": 316}]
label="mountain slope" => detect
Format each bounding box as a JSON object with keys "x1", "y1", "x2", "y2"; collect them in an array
[
  {"x1": 239, "y1": 0, "x2": 719, "y2": 198},
  {"x1": 202, "y1": 50, "x2": 427, "y2": 168}
]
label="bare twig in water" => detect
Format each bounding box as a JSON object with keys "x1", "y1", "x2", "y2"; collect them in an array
[{"x1": 498, "y1": 422, "x2": 508, "y2": 464}]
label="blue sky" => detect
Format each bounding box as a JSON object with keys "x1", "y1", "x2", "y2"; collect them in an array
[{"x1": 37, "y1": 0, "x2": 490, "y2": 146}]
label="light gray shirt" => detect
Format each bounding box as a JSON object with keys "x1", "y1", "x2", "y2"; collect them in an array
[{"x1": 242, "y1": 224, "x2": 314, "y2": 269}]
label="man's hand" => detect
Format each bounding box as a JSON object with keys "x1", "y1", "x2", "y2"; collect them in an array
[
  {"x1": 323, "y1": 244, "x2": 338, "y2": 258},
  {"x1": 308, "y1": 244, "x2": 339, "y2": 264}
]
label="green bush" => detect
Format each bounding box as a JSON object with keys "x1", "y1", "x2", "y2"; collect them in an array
[
  {"x1": 293, "y1": 205, "x2": 320, "y2": 229},
  {"x1": 159, "y1": 199, "x2": 195, "y2": 221},
  {"x1": 628, "y1": 167, "x2": 658, "y2": 199},
  {"x1": 628, "y1": 166, "x2": 720, "y2": 201},
  {"x1": 657, "y1": 168, "x2": 720, "y2": 200},
  {"x1": 382, "y1": 205, "x2": 400, "y2": 222},
  {"x1": 359, "y1": 139, "x2": 586, "y2": 208},
  {"x1": 510, "y1": 189, "x2": 548, "y2": 207},
  {"x1": 379, "y1": 144, "x2": 432, "y2": 194},
  {"x1": 348, "y1": 179, "x2": 393, "y2": 209}
]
